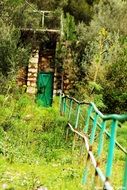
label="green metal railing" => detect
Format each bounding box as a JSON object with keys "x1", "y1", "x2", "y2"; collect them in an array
[{"x1": 60, "y1": 94, "x2": 127, "y2": 190}]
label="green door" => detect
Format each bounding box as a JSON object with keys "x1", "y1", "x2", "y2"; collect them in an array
[{"x1": 36, "y1": 72, "x2": 54, "y2": 107}]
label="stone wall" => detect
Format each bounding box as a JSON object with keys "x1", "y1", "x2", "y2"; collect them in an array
[
  {"x1": 17, "y1": 41, "x2": 74, "y2": 96},
  {"x1": 26, "y1": 49, "x2": 39, "y2": 95},
  {"x1": 38, "y1": 49, "x2": 55, "y2": 73},
  {"x1": 53, "y1": 71, "x2": 63, "y2": 95}
]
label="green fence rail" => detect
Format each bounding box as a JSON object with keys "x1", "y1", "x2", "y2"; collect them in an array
[{"x1": 60, "y1": 94, "x2": 127, "y2": 190}]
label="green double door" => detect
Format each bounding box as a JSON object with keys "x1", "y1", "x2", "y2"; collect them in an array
[{"x1": 36, "y1": 72, "x2": 54, "y2": 107}]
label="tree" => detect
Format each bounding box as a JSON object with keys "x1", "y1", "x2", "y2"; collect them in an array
[
  {"x1": 66, "y1": 0, "x2": 127, "y2": 112},
  {"x1": 28, "y1": 0, "x2": 68, "y2": 10},
  {"x1": 28, "y1": 0, "x2": 99, "y2": 23},
  {"x1": 0, "y1": 0, "x2": 31, "y2": 94},
  {"x1": 103, "y1": 38, "x2": 127, "y2": 113}
]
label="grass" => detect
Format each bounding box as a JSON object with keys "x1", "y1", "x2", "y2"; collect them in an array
[
  {"x1": 0, "y1": 93, "x2": 126, "y2": 190},
  {"x1": 0, "y1": 94, "x2": 84, "y2": 190},
  {"x1": 0, "y1": 152, "x2": 84, "y2": 190}
]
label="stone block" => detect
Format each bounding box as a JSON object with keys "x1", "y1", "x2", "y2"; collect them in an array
[
  {"x1": 28, "y1": 68, "x2": 37, "y2": 73},
  {"x1": 34, "y1": 73, "x2": 38, "y2": 77},
  {"x1": 64, "y1": 79, "x2": 69, "y2": 84},
  {"x1": 27, "y1": 81, "x2": 30, "y2": 86},
  {"x1": 31, "y1": 52, "x2": 37, "y2": 56},
  {"x1": 29, "y1": 57, "x2": 38, "y2": 64},
  {"x1": 28, "y1": 73, "x2": 32, "y2": 77},
  {"x1": 31, "y1": 82, "x2": 36, "y2": 87},
  {"x1": 54, "y1": 84, "x2": 57, "y2": 89},
  {"x1": 32, "y1": 53, "x2": 39, "y2": 59},
  {"x1": 28, "y1": 63, "x2": 38, "y2": 69},
  {"x1": 27, "y1": 77, "x2": 36, "y2": 82},
  {"x1": 41, "y1": 57, "x2": 47, "y2": 61},
  {"x1": 54, "y1": 78, "x2": 57, "y2": 83},
  {"x1": 27, "y1": 86, "x2": 36, "y2": 94},
  {"x1": 47, "y1": 56, "x2": 52, "y2": 59},
  {"x1": 53, "y1": 89, "x2": 57, "y2": 95}
]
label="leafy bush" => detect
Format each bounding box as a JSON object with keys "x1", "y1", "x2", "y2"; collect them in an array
[
  {"x1": 0, "y1": 94, "x2": 67, "y2": 164},
  {"x1": 62, "y1": 0, "x2": 127, "y2": 113},
  {"x1": 103, "y1": 38, "x2": 127, "y2": 113}
]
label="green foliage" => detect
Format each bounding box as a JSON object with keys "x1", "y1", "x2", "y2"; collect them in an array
[
  {"x1": 63, "y1": 13, "x2": 76, "y2": 41},
  {"x1": 64, "y1": 0, "x2": 127, "y2": 113},
  {"x1": 0, "y1": 1, "x2": 32, "y2": 94},
  {"x1": 93, "y1": 0, "x2": 127, "y2": 35},
  {"x1": 0, "y1": 94, "x2": 84, "y2": 190},
  {"x1": 64, "y1": 0, "x2": 95, "y2": 23},
  {"x1": 0, "y1": 1, "x2": 32, "y2": 95},
  {"x1": 29, "y1": 0, "x2": 68, "y2": 10},
  {"x1": 28, "y1": 0, "x2": 96, "y2": 24},
  {"x1": 0, "y1": 20, "x2": 30, "y2": 76},
  {"x1": 103, "y1": 38, "x2": 127, "y2": 113},
  {"x1": 0, "y1": 94, "x2": 67, "y2": 162},
  {"x1": 0, "y1": 0, "x2": 127, "y2": 189}
]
